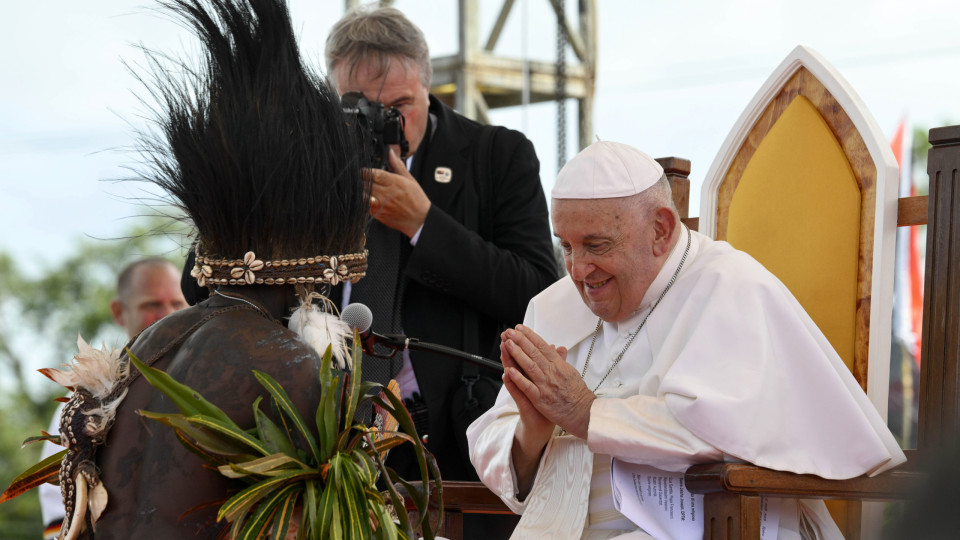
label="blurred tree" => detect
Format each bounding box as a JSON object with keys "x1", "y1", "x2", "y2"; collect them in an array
[{"x1": 0, "y1": 211, "x2": 189, "y2": 539}]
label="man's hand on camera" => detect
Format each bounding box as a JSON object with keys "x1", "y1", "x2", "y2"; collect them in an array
[{"x1": 366, "y1": 148, "x2": 431, "y2": 238}]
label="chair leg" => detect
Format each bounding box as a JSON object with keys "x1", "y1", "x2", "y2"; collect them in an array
[
  {"x1": 703, "y1": 492, "x2": 762, "y2": 540},
  {"x1": 440, "y1": 509, "x2": 464, "y2": 540}
]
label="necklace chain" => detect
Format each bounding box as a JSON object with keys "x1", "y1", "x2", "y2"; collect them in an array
[
  {"x1": 212, "y1": 291, "x2": 277, "y2": 323},
  {"x1": 580, "y1": 227, "x2": 691, "y2": 392}
]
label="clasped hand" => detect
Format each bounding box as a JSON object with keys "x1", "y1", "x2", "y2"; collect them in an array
[
  {"x1": 501, "y1": 324, "x2": 596, "y2": 443},
  {"x1": 365, "y1": 148, "x2": 431, "y2": 238}
]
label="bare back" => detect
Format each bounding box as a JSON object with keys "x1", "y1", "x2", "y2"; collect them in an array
[{"x1": 94, "y1": 296, "x2": 322, "y2": 539}]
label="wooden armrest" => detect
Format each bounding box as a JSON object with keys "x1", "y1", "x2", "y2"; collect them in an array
[
  {"x1": 440, "y1": 481, "x2": 513, "y2": 513},
  {"x1": 403, "y1": 481, "x2": 512, "y2": 514},
  {"x1": 685, "y1": 451, "x2": 924, "y2": 502},
  {"x1": 898, "y1": 195, "x2": 928, "y2": 226}
]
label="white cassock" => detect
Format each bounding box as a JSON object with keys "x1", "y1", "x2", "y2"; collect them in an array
[{"x1": 467, "y1": 227, "x2": 906, "y2": 540}]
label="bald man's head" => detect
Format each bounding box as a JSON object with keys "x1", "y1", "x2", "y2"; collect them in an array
[{"x1": 110, "y1": 259, "x2": 188, "y2": 338}]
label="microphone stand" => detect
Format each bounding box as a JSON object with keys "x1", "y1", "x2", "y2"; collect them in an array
[{"x1": 375, "y1": 333, "x2": 504, "y2": 373}]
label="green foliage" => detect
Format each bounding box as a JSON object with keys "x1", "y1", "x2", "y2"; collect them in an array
[
  {"x1": 911, "y1": 126, "x2": 932, "y2": 195},
  {"x1": 0, "y1": 211, "x2": 190, "y2": 539},
  {"x1": 131, "y1": 341, "x2": 443, "y2": 539}
]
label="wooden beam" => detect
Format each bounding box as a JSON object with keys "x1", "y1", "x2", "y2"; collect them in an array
[
  {"x1": 897, "y1": 195, "x2": 929, "y2": 227},
  {"x1": 484, "y1": 0, "x2": 516, "y2": 51}
]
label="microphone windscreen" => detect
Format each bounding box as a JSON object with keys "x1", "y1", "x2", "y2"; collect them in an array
[{"x1": 341, "y1": 302, "x2": 373, "y2": 333}]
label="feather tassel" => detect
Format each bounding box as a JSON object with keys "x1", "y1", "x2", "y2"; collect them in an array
[
  {"x1": 39, "y1": 336, "x2": 126, "y2": 399},
  {"x1": 288, "y1": 298, "x2": 351, "y2": 370}
]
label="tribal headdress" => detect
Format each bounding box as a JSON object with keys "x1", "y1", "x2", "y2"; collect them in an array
[{"x1": 139, "y1": 0, "x2": 370, "y2": 290}]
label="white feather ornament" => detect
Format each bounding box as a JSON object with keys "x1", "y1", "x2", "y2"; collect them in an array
[
  {"x1": 288, "y1": 299, "x2": 352, "y2": 370},
  {"x1": 40, "y1": 336, "x2": 127, "y2": 399}
]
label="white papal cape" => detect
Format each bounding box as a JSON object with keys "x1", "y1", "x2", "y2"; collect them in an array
[{"x1": 467, "y1": 228, "x2": 906, "y2": 540}]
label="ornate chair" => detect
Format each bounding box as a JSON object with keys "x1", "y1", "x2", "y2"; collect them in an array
[
  {"x1": 685, "y1": 46, "x2": 958, "y2": 539},
  {"x1": 683, "y1": 125, "x2": 960, "y2": 540}
]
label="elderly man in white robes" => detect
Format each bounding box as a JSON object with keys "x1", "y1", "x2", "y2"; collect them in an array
[{"x1": 467, "y1": 141, "x2": 906, "y2": 540}]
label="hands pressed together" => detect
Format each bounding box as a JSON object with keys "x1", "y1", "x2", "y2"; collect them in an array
[
  {"x1": 500, "y1": 324, "x2": 596, "y2": 497},
  {"x1": 366, "y1": 148, "x2": 431, "y2": 238}
]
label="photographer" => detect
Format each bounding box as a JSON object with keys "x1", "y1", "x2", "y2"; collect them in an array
[{"x1": 326, "y1": 5, "x2": 557, "y2": 483}]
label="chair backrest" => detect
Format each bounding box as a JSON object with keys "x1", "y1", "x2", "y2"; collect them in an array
[
  {"x1": 697, "y1": 45, "x2": 900, "y2": 537},
  {"x1": 699, "y1": 45, "x2": 900, "y2": 416}
]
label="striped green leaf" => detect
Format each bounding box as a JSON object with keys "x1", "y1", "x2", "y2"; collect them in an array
[
  {"x1": 237, "y1": 483, "x2": 301, "y2": 540},
  {"x1": 0, "y1": 449, "x2": 66, "y2": 504},
  {"x1": 316, "y1": 369, "x2": 340, "y2": 460},
  {"x1": 217, "y1": 453, "x2": 311, "y2": 479},
  {"x1": 350, "y1": 449, "x2": 378, "y2": 487},
  {"x1": 218, "y1": 470, "x2": 314, "y2": 523},
  {"x1": 128, "y1": 351, "x2": 236, "y2": 427},
  {"x1": 317, "y1": 474, "x2": 339, "y2": 540},
  {"x1": 335, "y1": 458, "x2": 371, "y2": 540},
  {"x1": 267, "y1": 482, "x2": 301, "y2": 540},
  {"x1": 302, "y1": 479, "x2": 318, "y2": 540},
  {"x1": 138, "y1": 410, "x2": 259, "y2": 459},
  {"x1": 184, "y1": 415, "x2": 271, "y2": 457},
  {"x1": 253, "y1": 370, "x2": 320, "y2": 462},
  {"x1": 370, "y1": 502, "x2": 399, "y2": 540},
  {"x1": 252, "y1": 396, "x2": 300, "y2": 458}
]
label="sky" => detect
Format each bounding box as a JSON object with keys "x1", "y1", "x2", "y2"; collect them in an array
[{"x1": 2, "y1": 0, "x2": 959, "y2": 278}]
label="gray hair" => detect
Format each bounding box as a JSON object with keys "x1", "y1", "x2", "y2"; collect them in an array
[
  {"x1": 325, "y1": 6, "x2": 432, "y2": 89},
  {"x1": 635, "y1": 174, "x2": 677, "y2": 219}
]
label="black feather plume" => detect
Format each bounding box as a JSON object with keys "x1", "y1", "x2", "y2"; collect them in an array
[{"x1": 135, "y1": 0, "x2": 369, "y2": 261}]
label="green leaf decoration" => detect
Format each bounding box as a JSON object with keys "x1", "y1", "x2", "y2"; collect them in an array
[
  {"x1": 21, "y1": 433, "x2": 62, "y2": 447},
  {"x1": 371, "y1": 502, "x2": 400, "y2": 540},
  {"x1": 218, "y1": 470, "x2": 317, "y2": 524},
  {"x1": 137, "y1": 410, "x2": 261, "y2": 459},
  {"x1": 128, "y1": 350, "x2": 237, "y2": 427},
  {"x1": 267, "y1": 483, "x2": 300, "y2": 540},
  {"x1": 131, "y1": 338, "x2": 441, "y2": 540},
  {"x1": 334, "y1": 455, "x2": 372, "y2": 540},
  {"x1": 369, "y1": 445, "x2": 415, "y2": 539},
  {"x1": 184, "y1": 414, "x2": 272, "y2": 457},
  {"x1": 315, "y1": 349, "x2": 341, "y2": 460},
  {"x1": 0, "y1": 449, "x2": 67, "y2": 503},
  {"x1": 173, "y1": 428, "x2": 238, "y2": 466},
  {"x1": 317, "y1": 475, "x2": 339, "y2": 540},
  {"x1": 237, "y1": 483, "x2": 301, "y2": 540},
  {"x1": 253, "y1": 370, "x2": 320, "y2": 462},
  {"x1": 340, "y1": 342, "x2": 365, "y2": 429},
  {"x1": 302, "y1": 479, "x2": 318, "y2": 539},
  {"x1": 217, "y1": 453, "x2": 311, "y2": 479},
  {"x1": 350, "y1": 449, "x2": 378, "y2": 487},
  {"x1": 253, "y1": 396, "x2": 300, "y2": 458}
]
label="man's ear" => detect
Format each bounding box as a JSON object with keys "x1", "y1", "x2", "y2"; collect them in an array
[
  {"x1": 651, "y1": 207, "x2": 678, "y2": 257},
  {"x1": 110, "y1": 299, "x2": 125, "y2": 327}
]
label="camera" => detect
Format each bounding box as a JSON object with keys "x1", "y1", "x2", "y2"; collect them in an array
[{"x1": 342, "y1": 91, "x2": 409, "y2": 170}]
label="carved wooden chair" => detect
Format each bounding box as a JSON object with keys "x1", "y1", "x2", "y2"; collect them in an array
[
  {"x1": 682, "y1": 125, "x2": 959, "y2": 540},
  {"x1": 683, "y1": 46, "x2": 958, "y2": 539}
]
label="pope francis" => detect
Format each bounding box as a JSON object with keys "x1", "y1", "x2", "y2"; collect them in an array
[{"x1": 466, "y1": 141, "x2": 906, "y2": 539}]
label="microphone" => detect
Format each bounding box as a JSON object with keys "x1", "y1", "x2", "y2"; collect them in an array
[
  {"x1": 341, "y1": 303, "x2": 404, "y2": 354},
  {"x1": 341, "y1": 302, "x2": 374, "y2": 333},
  {"x1": 340, "y1": 303, "x2": 503, "y2": 372}
]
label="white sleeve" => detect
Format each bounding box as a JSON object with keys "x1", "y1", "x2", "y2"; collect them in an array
[
  {"x1": 588, "y1": 394, "x2": 723, "y2": 473},
  {"x1": 466, "y1": 385, "x2": 531, "y2": 514}
]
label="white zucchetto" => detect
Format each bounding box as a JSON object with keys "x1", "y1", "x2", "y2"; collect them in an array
[{"x1": 552, "y1": 141, "x2": 664, "y2": 199}]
